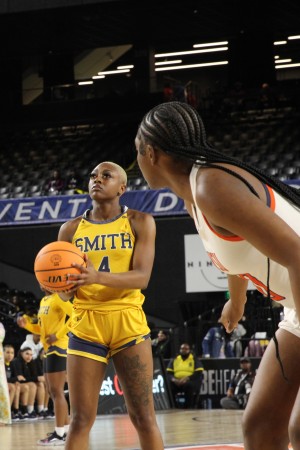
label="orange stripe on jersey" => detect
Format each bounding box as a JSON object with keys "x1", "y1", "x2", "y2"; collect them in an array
[
  {"x1": 208, "y1": 252, "x2": 229, "y2": 272},
  {"x1": 265, "y1": 184, "x2": 276, "y2": 211},
  {"x1": 201, "y1": 183, "x2": 275, "y2": 241},
  {"x1": 202, "y1": 213, "x2": 243, "y2": 242}
]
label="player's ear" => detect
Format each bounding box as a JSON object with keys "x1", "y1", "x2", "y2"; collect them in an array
[
  {"x1": 118, "y1": 184, "x2": 126, "y2": 196},
  {"x1": 146, "y1": 144, "x2": 157, "y2": 165}
]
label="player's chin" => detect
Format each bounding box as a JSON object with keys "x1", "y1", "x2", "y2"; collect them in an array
[{"x1": 90, "y1": 188, "x2": 103, "y2": 195}]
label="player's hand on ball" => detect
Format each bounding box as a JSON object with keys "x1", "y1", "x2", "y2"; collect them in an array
[{"x1": 68, "y1": 256, "x2": 99, "y2": 287}]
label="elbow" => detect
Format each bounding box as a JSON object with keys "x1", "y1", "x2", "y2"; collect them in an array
[
  {"x1": 139, "y1": 273, "x2": 151, "y2": 290},
  {"x1": 141, "y1": 280, "x2": 149, "y2": 290}
]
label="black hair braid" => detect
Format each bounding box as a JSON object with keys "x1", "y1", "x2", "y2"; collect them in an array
[{"x1": 139, "y1": 101, "x2": 300, "y2": 207}]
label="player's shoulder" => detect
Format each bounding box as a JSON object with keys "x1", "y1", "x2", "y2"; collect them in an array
[
  {"x1": 60, "y1": 215, "x2": 83, "y2": 231},
  {"x1": 126, "y1": 208, "x2": 155, "y2": 224}
]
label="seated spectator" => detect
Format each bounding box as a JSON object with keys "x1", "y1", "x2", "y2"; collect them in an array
[
  {"x1": 10, "y1": 347, "x2": 40, "y2": 419},
  {"x1": 65, "y1": 169, "x2": 82, "y2": 193},
  {"x1": 44, "y1": 169, "x2": 65, "y2": 195},
  {"x1": 244, "y1": 331, "x2": 269, "y2": 357},
  {"x1": 4, "y1": 344, "x2": 22, "y2": 420},
  {"x1": 220, "y1": 357, "x2": 255, "y2": 410},
  {"x1": 151, "y1": 329, "x2": 171, "y2": 358},
  {"x1": 167, "y1": 343, "x2": 203, "y2": 409},
  {"x1": 202, "y1": 324, "x2": 234, "y2": 358},
  {"x1": 227, "y1": 320, "x2": 247, "y2": 357},
  {"x1": 20, "y1": 334, "x2": 48, "y2": 417}
]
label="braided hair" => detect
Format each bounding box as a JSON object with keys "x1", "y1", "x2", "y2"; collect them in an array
[{"x1": 138, "y1": 101, "x2": 300, "y2": 207}]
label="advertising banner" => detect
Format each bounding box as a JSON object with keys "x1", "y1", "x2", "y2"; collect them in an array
[{"x1": 0, "y1": 189, "x2": 186, "y2": 227}]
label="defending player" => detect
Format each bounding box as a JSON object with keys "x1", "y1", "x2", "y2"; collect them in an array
[{"x1": 135, "y1": 101, "x2": 300, "y2": 450}]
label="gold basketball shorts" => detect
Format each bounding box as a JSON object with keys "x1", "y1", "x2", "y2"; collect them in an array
[{"x1": 67, "y1": 306, "x2": 150, "y2": 363}]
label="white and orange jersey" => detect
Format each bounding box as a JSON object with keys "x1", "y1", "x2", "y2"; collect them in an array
[{"x1": 190, "y1": 164, "x2": 300, "y2": 309}]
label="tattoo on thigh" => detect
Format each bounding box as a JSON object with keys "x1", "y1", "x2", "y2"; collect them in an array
[{"x1": 121, "y1": 354, "x2": 151, "y2": 407}]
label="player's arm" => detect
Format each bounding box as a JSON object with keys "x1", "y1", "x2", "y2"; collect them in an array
[
  {"x1": 56, "y1": 217, "x2": 82, "y2": 300},
  {"x1": 218, "y1": 275, "x2": 248, "y2": 332},
  {"x1": 17, "y1": 315, "x2": 41, "y2": 334},
  {"x1": 67, "y1": 211, "x2": 156, "y2": 290},
  {"x1": 55, "y1": 298, "x2": 73, "y2": 339}
]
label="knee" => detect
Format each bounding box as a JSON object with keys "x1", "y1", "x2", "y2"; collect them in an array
[
  {"x1": 37, "y1": 381, "x2": 45, "y2": 391},
  {"x1": 49, "y1": 386, "x2": 64, "y2": 400},
  {"x1": 71, "y1": 409, "x2": 95, "y2": 431},
  {"x1": 289, "y1": 417, "x2": 300, "y2": 447},
  {"x1": 29, "y1": 382, "x2": 37, "y2": 393},
  {"x1": 242, "y1": 409, "x2": 258, "y2": 439},
  {"x1": 128, "y1": 410, "x2": 156, "y2": 433},
  {"x1": 22, "y1": 384, "x2": 29, "y2": 394},
  {"x1": 242, "y1": 410, "x2": 274, "y2": 445}
]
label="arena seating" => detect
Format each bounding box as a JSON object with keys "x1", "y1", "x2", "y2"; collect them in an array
[{"x1": 0, "y1": 102, "x2": 299, "y2": 200}]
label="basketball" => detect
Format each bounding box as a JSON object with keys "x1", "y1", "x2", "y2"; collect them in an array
[{"x1": 34, "y1": 241, "x2": 86, "y2": 292}]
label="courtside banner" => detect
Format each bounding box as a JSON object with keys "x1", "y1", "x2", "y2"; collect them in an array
[
  {"x1": 0, "y1": 181, "x2": 298, "y2": 226},
  {"x1": 0, "y1": 189, "x2": 186, "y2": 226}
]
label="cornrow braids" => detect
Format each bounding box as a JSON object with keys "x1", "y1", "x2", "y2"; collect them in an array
[{"x1": 138, "y1": 101, "x2": 300, "y2": 207}]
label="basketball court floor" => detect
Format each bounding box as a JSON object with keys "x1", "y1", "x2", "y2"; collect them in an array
[
  {"x1": 0, "y1": 409, "x2": 246, "y2": 450},
  {"x1": 1, "y1": 409, "x2": 295, "y2": 449}
]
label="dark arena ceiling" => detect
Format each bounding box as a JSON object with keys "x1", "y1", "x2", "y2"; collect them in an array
[{"x1": 1, "y1": 0, "x2": 300, "y2": 57}]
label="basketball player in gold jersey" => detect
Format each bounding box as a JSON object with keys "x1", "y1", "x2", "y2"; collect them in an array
[
  {"x1": 57, "y1": 162, "x2": 164, "y2": 450},
  {"x1": 17, "y1": 289, "x2": 72, "y2": 445}
]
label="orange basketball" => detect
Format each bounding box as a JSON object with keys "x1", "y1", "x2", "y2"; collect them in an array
[{"x1": 34, "y1": 241, "x2": 86, "y2": 292}]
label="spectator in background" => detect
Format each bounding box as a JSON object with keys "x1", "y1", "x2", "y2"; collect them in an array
[
  {"x1": 10, "y1": 346, "x2": 38, "y2": 419},
  {"x1": 65, "y1": 169, "x2": 82, "y2": 194},
  {"x1": 44, "y1": 169, "x2": 65, "y2": 195},
  {"x1": 20, "y1": 334, "x2": 48, "y2": 418},
  {"x1": 258, "y1": 82, "x2": 277, "y2": 109},
  {"x1": 151, "y1": 329, "x2": 171, "y2": 358},
  {"x1": 4, "y1": 344, "x2": 23, "y2": 421},
  {"x1": 220, "y1": 357, "x2": 255, "y2": 410},
  {"x1": 20, "y1": 333, "x2": 43, "y2": 359},
  {"x1": 0, "y1": 322, "x2": 11, "y2": 425},
  {"x1": 202, "y1": 324, "x2": 234, "y2": 358},
  {"x1": 163, "y1": 83, "x2": 174, "y2": 102},
  {"x1": 228, "y1": 320, "x2": 247, "y2": 357},
  {"x1": 167, "y1": 343, "x2": 203, "y2": 409}
]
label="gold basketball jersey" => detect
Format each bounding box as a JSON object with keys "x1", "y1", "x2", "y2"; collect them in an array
[{"x1": 72, "y1": 208, "x2": 145, "y2": 311}]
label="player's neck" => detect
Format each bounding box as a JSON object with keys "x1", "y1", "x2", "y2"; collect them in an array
[{"x1": 90, "y1": 203, "x2": 122, "y2": 221}]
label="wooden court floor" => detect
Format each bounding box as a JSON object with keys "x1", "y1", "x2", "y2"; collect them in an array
[{"x1": 1, "y1": 409, "x2": 246, "y2": 450}]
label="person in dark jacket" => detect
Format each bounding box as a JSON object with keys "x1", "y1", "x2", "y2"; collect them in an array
[
  {"x1": 220, "y1": 357, "x2": 255, "y2": 409},
  {"x1": 10, "y1": 346, "x2": 39, "y2": 419}
]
